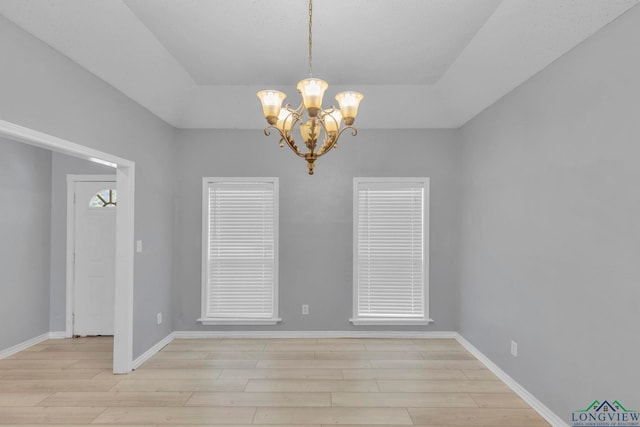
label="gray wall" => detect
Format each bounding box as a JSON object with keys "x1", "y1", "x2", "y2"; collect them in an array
[
  {"x1": 49, "y1": 153, "x2": 114, "y2": 332},
  {"x1": 0, "y1": 137, "x2": 52, "y2": 350},
  {"x1": 458, "y1": 5, "x2": 640, "y2": 423},
  {"x1": 173, "y1": 129, "x2": 461, "y2": 332},
  {"x1": 0, "y1": 16, "x2": 175, "y2": 358}
]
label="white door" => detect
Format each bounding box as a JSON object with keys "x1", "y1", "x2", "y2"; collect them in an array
[{"x1": 73, "y1": 181, "x2": 116, "y2": 336}]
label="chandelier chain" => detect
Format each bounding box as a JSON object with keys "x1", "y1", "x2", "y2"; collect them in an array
[{"x1": 308, "y1": 0, "x2": 313, "y2": 77}]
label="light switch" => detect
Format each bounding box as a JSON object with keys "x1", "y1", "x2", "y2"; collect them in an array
[{"x1": 136, "y1": 240, "x2": 143, "y2": 253}]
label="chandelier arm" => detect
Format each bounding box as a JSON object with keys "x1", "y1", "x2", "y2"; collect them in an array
[
  {"x1": 263, "y1": 128, "x2": 273, "y2": 137},
  {"x1": 282, "y1": 136, "x2": 307, "y2": 158},
  {"x1": 264, "y1": 126, "x2": 305, "y2": 158},
  {"x1": 285, "y1": 103, "x2": 305, "y2": 116},
  {"x1": 316, "y1": 125, "x2": 358, "y2": 158},
  {"x1": 338, "y1": 125, "x2": 358, "y2": 139},
  {"x1": 315, "y1": 119, "x2": 334, "y2": 156},
  {"x1": 315, "y1": 107, "x2": 346, "y2": 155},
  {"x1": 316, "y1": 139, "x2": 334, "y2": 157},
  {"x1": 286, "y1": 107, "x2": 304, "y2": 125},
  {"x1": 285, "y1": 111, "x2": 306, "y2": 156}
]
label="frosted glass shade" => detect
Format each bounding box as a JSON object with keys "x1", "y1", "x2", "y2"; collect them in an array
[
  {"x1": 297, "y1": 78, "x2": 328, "y2": 116},
  {"x1": 335, "y1": 91, "x2": 363, "y2": 125},
  {"x1": 300, "y1": 120, "x2": 314, "y2": 144},
  {"x1": 323, "y1": 109, "x2": 342, "y2": 133},
  {"x1": 276, "y1": 109, "x2": 294, "y2": 133},
  {"x1": 257, "y1": 90, "x2": 286, "y2": 124}
]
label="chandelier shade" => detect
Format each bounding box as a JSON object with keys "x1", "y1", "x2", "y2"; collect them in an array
[
  {"x1": 335, "y1": 91, "x2": 364, "y2": 126},
  {"x1": 296, "y1": 78, "x2": 328, "y2": 116},
  {"x1": 276, "y1": 109, "x2": 294, "y2": 133},
  {"x1": 324, "y1": 109, "x2": 342, "y2": 134},
  {"x1": 256, "y1": 90, "x2": 286, "y2": 125},
  {"x1": 257, "y1": 0, "x2": 363, "y2": 175}
]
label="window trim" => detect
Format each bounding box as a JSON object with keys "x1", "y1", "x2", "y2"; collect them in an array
[
  {"x1": 350, "y1": 177, "x2": 432, "y2": 326},
  {"x1": 199, "y1": 177, "x2": 281, "y2": 326}
]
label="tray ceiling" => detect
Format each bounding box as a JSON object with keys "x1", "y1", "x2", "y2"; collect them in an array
[{"x1": 1, "y1": 0, "x2": 638, "y2": 129}]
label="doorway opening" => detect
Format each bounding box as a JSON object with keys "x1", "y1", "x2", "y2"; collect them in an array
[{"x1": 0, "y1": 119, "x2": 135, "y2": 374}]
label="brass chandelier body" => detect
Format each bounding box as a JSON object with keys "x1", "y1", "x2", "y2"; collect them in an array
[{"x1": 257, "y1": 0, "x2": 363, "y2": 175}]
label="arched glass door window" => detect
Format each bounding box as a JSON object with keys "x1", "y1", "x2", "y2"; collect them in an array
[{"x1": 89, "y1": 189, "x2": 117, "y2": 208}]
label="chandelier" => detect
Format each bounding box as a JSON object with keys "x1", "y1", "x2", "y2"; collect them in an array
[{"x1": 257, "y1": 0, "x2": 364, "y2": 175}]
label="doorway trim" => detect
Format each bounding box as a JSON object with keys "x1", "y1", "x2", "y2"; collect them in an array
[
  {"x1": 66, "y1": 175, "x2": 117, "y2": 339},
  {"x1": 0, "y1": 119, "x2": 135, "y2": 374}
]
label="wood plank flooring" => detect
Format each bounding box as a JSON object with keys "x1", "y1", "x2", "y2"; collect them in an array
[{"x1": 0, "y1": 337, "x2": 550, "y2": 426}]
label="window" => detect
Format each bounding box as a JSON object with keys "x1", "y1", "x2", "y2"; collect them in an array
[
  {"x1": 200, "y1": 178, "x2": 280, "y2": 325},
  {"x1": 351, "y1": 178, "x2": 431, "y2": 325},
  {"x1": 89, "y1": 189, "x2": 117, "y2": 207}
]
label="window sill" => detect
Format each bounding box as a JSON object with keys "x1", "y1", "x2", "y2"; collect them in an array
[
  {"x1": 349, "y1": 317, "x2": 434, "y2": 326},
  {"x1": 198, "y1": 318, "x2": 282, "y2": 326}
]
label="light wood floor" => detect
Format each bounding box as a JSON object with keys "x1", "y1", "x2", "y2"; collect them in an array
[{"x1": 0, "y1": 337, "x2": 550, "y2": 426}]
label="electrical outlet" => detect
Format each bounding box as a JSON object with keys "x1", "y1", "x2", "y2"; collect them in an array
[
  {"x1": 156, "y1": 312, "x2": 162, "y2": 325},
  {"x1": 302, "y1": 304, "x2": 309, "y2": 315},
  {"x1": 510, "y1": 340, "x2": 518, "y2": 357}
]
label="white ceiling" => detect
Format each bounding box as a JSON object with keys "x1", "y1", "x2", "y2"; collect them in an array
[
  {"x1": 125, "y1": 0, "x2": 502, "y2": 86},
  {"x1": 1, "y1": 0, "x2": 638, "y2": 129}
]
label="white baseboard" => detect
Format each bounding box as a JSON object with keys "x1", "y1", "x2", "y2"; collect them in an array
[
  {"x1": 132, "y1": 333, "x2": 175, "y2": 370},
  {"x1": 455, "y1": 333, "x2": 568, "y2": 427},
  {"x1": 0, "y1": 332, "x2": 50, "y2": 359},
  {"x1": 48, "y1": 331, "x2": 67, "y2": 339},
  {"x1": 172, "y1": 330, "x2": 458, "y2": 339}
]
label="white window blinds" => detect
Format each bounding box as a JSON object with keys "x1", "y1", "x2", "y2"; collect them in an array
[
  {"x1": 202, "y1": 179, "x2": 278, "y2": 321},
  {"x1": 354, "y1": 178, "x2": 429, "y2": 320}
]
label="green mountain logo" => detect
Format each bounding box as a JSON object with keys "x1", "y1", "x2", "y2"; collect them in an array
[{"x1": 577, "y1": 400, "x2": 636, "y2": 413}]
